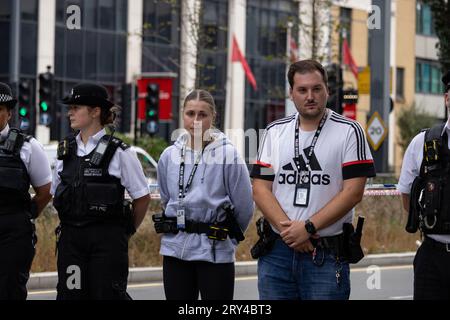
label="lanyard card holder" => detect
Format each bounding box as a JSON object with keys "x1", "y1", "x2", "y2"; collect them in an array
[
  {"x1": 177, "y1": 201, "x2": 186, "y2": 229},
  {"x1": 294, "y1": 171, "x2": 310, "y2": 207}
]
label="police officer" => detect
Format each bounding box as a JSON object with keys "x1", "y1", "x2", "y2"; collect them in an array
[
  {"x1": 0, "y1": 82, "x2": 52, "y2": 300},
  {"x1": 51, "y1": 83, "x2": 150, "y2": 300},
  {"x1": 398, "y1": 70, "x2": 450, "y2": 299}
]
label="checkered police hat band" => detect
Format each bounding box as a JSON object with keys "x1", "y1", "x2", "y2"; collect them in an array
[{"x1": 0, "y1": 94, "x2": 14, "y2": 103}]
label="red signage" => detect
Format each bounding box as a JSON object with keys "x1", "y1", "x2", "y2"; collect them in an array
[
  {"x1": 342, "y1": 103, "x2": 356, "y2": 120},
  {"x1": 137, "y1": 77, "x2": 174, "y2": 121}
]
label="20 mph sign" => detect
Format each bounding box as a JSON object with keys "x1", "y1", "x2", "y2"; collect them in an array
[{"x1": 366, "y1": 112, "x2": 387, "y2": 151}]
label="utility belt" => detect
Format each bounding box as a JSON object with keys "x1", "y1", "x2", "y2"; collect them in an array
[
  {"x1": 250, "y1": 216, "x2": 365, "y2": 264},
  {"x1": 424, "y1": 236, "x2": 450, "y2": 253},
  {"x1": 152, "y1": 206, "x2": 245, "y2": 242}
]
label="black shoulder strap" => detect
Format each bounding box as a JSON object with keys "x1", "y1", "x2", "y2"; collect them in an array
[
  {"x1": 57, "y1": 134, "x2": 77, "y2": 160},
  {"x1": 425, "y1": 123, "x2": 445, "y2": 142},
  {"x1": 101, "y1": 135, "x2": 124, "y2": 169},
  {"x1": 420, "y1": 123, "x2": 447, "y2": 174}
]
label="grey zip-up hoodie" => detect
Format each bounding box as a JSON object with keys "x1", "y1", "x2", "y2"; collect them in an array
[{"x1": 157, "y1": 130, "x2": 254, "y2": 263}]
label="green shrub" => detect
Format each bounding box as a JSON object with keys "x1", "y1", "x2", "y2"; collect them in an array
[
  {"x1": 113, "y1": 132, "x2": 168, "y2": 161},
  {"x1": 396, "y1": 104, "x2": 438, "y2": 153}
]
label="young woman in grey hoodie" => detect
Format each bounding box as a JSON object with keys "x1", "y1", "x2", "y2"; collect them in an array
[{"x1": 156, "y1": 89, "x2": 254, "y2": 300}]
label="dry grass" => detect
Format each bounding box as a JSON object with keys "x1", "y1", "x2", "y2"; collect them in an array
[{"x1": 30, "y1": 196, "x2": 419, "y2": 272}]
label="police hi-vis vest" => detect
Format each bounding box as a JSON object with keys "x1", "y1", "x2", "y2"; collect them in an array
[
  {"x1": 0, "y1": 129, "x2": 32, "y2": 215},
  {"x1": 53, "y1": 134, "x2": 130, "y2": 226}
]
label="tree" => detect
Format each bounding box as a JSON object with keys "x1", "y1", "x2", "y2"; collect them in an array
[
  {"x1": 423, "y1": 0, "x2": 450, "y2": 71},
  {"x1": 396, "y1": 103, "x2": 437, "y2": 153}
]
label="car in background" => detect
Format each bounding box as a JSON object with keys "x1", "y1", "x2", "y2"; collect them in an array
[{"x1": 43, "y1": 143, "x2": 158, "y2": 186}]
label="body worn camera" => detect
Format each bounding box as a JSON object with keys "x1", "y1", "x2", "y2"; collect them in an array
[
  {"x1": 2, "y1": 128, "x2": 23, "y2": 154},
  {"x1": 152, "y1": 212, "x2": 178, "y2": 234}
]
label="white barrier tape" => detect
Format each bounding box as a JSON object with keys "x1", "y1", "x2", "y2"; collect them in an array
[
  {"x1": 364, "y1": 189, "x2": 401, "y2": 196},
  {"x1": 149, "y1": 188, "x2": 401, "y2": 198}
]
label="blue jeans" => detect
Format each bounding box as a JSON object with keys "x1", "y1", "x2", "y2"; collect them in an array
[{"x1": 258, "y1": 238, "x2": 350, "y2": 300}]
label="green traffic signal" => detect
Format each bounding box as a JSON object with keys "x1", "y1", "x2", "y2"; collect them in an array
[
  {"x1": 148, "y1": 110, "x2": 156, "y2": 117},
  {"x1": 19, "y1": 107, "x2": 28, "y2": 117},
  {"x1": 40, "y1": 101, "x2": 49, "y2": 112}
]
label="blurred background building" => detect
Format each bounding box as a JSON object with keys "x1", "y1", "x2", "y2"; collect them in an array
[{"x1": 0, "y1": 0, "x2": 446, "y2": 173}]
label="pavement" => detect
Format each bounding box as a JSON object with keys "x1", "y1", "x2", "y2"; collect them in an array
[{"x1": 27, "y1": 251, "x2": 416, "y2": 291}]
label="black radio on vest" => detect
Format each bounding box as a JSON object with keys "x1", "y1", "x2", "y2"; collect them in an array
[{"x1": 90, "y1": 129, "x2": 115, "y2": 166}]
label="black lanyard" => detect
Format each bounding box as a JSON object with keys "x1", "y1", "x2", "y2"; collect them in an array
[
  {"x1": 294, "y1": 110, "x2": 328, "y2": 173},
  {"x1": 178, "y1": 145, "x2": 204, "y2": 200}
]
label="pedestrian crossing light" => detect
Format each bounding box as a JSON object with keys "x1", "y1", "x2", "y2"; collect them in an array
[
  {"x1": 145, "y1": 83, "x2": 159, "y2": 135},
  {"x1": 38, "y1": 67, "x2": 54, "y2": 115}
]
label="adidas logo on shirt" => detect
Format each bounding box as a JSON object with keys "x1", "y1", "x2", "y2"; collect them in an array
[{"x1": 278, "y1": 147, "x2": 330, "y2": 185}]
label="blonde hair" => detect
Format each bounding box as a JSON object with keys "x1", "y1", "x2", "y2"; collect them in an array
[{"x1": 183, "y1": 89, "x2": 217, "y2": 126}]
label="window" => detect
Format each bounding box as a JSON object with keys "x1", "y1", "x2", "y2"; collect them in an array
[
  {"x1": 196, "y1": 0, "x2": 228, "y2": 129},
  {"x1": 54, "y1": 0, "x2": 128, "y2": 83},
  {"x1": 0, "y1": 1, "x2": 11, "y2": 19},
  {"x1": 396, "y1": 67, "x2": 404, "y2": 100},
  {"x1": 245, "y1": 0, "x2": 298, "y2": 134},
  {"x1": 416, "y1": 60, "x2": 444, "y2": 94},
  {"x1": 416, "y1": 1, "x2": 436, "y2": 36}
]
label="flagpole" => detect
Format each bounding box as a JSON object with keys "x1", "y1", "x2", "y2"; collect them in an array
[
  {"x1": 224, "y1": 2, "x2": 234, "y2": 133},
  {"x1": 285, "y1": 21, "x2": 296, "y2": 116}
]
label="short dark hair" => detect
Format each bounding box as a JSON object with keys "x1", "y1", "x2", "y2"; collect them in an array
[{"x1": 287, "y1": 59, "x2": 328, "y2": 89}]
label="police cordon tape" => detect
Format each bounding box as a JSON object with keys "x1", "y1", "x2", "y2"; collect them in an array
[
  {"x1": 148, "y1": 184, "x2": 402, "y2": 200},
  {"x1": 28, "y1": 252, "x2": 415, "y2": 291}
]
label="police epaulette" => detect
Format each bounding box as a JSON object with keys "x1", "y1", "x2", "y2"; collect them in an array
[
  {"x1": 110, "y1": 137, "x2": 130, "y2": 150},
  {"x1": 24, "y1": 135, "x2": 33, "y2": 142}
]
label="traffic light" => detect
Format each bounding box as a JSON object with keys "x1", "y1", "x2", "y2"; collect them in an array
[
  {"x1": 115, "y1": 83, "x2": 132, "y2": 133},
  {"x1": 38, "y1": 70, "x2": 54, "y2": 122},
  {"x1": 326, "y1": 63, "x2": 343, "y2": 114},
  {"x1": 145, "y1": 83, "x2": 159, "y2": 135},
  {"x1": 18, "y1": 79, "x2": 32, "y2": 131}
]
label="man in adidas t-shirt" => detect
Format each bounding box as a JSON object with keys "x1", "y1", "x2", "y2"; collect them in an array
[{"x1": 251, "y1": 60, "x2": 376, "y2": 300}]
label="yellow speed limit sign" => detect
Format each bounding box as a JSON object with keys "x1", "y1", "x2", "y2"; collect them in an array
[{"x1": 366, "y1": 112, "x2": 388, "y2": 151}]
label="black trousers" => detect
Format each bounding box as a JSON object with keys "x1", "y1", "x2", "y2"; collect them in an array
[
  {"x1": 56, "y1": 223, "x2": 130, "y2": 300},
  {"x1": 414, "y1": 236, "x2": 450, "y2": 300},
  {"x1": 163, "y1": 255, "x2": 235, "y2": 300},
  {"x1": 0, "y1": 213, "x2": 36, "y2": 300}
]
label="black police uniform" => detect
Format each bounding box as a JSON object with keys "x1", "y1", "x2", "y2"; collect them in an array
[
  {"x1": 0, "y1": 83, "x2": 37, "y2": 300},
  {"x1": 53, "y1": 83, "x2": 134, "y2": 300},
  {"x1": 405, "y1": 70, "x2": 450, "y2": 299}
]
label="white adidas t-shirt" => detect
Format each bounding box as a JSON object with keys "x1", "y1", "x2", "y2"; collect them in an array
[{"x1": 251, "y1": 110, "x2": 376, "y2": 236}]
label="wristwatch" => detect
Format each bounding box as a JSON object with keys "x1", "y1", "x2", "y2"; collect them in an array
[{"x1": 304, "y1": 219, "x2": 317, "y2": 235}]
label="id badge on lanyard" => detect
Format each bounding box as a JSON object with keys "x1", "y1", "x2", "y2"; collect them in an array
[
  {"x1": 294, "y1": 171, "x2": 310, "y2": 207},
  {"x1": 177, "y1": 202, "x2": 186, "y2": 230}
]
